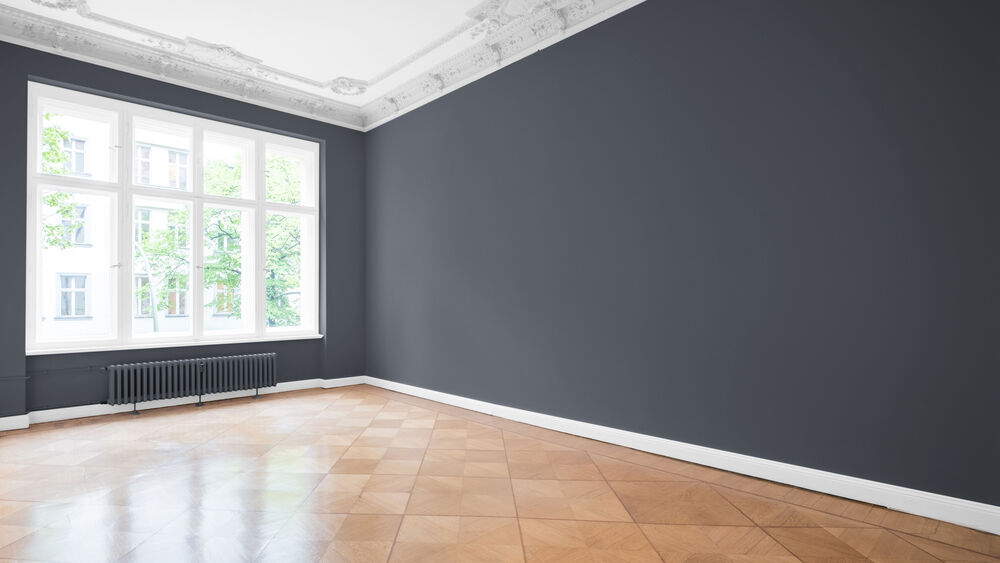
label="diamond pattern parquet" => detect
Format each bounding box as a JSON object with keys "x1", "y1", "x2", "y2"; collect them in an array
[{"x1": 0, "y1": 384, "x2": 996, "y2": 562}]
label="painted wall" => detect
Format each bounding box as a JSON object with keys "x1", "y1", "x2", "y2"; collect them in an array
[
  {"x1": 0, "y1": 41, "x2": 366, "y2": 415},
  {"x1": 366, "y1": 0, "x2": 1000, "y2": 505}
]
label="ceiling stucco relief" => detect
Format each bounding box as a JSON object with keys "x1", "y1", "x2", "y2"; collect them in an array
[
  {"x1": 28, "y1": 0, "x2": 80, "y2": 10},
  {"x1": 2, "y1": 0, "x2": 644, "y2": 129}
]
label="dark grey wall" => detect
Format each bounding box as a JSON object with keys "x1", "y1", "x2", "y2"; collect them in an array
[
  {"x1": 366, "y1": 0, "x2": 1000, "y2": 505},
  {"x1": 0, "y1": 41, "x2": 366, "y2": 415}
]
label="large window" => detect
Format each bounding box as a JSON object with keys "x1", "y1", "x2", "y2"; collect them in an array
[{"x1": 27, "y1": 83, "x2": 320, "y2": 354}]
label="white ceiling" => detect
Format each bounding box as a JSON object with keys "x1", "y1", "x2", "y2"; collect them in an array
[
  {"x1": 88, "y1": 0, "x2": 481, "y2": 84},
  {"x1": 0, "y1": 0, "x2": 644, "y2": 130}
]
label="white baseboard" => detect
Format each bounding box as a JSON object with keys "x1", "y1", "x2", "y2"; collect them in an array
[
  {"x1": 3, "y1": 375, "x2": 997, "y2": 535},
  {"x1": 0, "y1": 414, "x2": 29, "y2": 431},
  {"x1": 322, "y1": 376, "x2": 367, "y2": 388},
  {"x1": 0, "y1": 377, "x2": 347, "y2": 430},
  {"x1": 358, "y1": 377, "x2": 1000, "y2": 536}
]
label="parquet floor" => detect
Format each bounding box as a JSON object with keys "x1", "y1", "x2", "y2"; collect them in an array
[{"x1": 0, "y1": 384, "x2": 996, "y2": 562}]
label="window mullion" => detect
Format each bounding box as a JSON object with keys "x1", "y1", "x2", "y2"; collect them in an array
[
  {"x1": 255, "y1": 135, "x2": 267, "y2": 338},
  {"x1": 118, "y1": 111, "x2": 132, "y2": 347},
  {"x1": 191, "y1": 126, "x2": 205, "y2": 340}
]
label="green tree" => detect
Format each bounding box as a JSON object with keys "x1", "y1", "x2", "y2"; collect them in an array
[
  {"x1": 41, "y1": 113, "x2": 71, "y2": 175},
  {"x1": 265, "y1": 154, "x2": 305, "y2": 327},
  {"x1": 265, "y1": 213, "x2": 301, "y2": 327},
  {"x1": 203, "y1": 207, "x2": 243, "y2": 317},
  {"x1": 266, "y1": 155, "x2": 301, "y2": 204},
  {"x1": 134, "y1": 206, "x2": 190, "y2": 332},
  {"x1": 40, "y1": 114, "x2": 82, "y2": 250},
  {"x1": 202, "y1": 157, "x2": 245, "y2": 319},
  {"x1": 205, "y1": 158, "x2": 242, "y2": 197}
]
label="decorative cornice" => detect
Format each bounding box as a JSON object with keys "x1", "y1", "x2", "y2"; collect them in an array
[
  {"x1": 30, "y1": 0, "x2": 373, "y2": 94},
  {"x1": 28, "y1": 0, "x2": 80, "y2": 10},
  {"x1": 0, "y1": 3, "x2": 366, "y2": 128},
  {"x1": 361, "y1": 0, "x2": 634, "y2": 128},
  {"x1": 0, "y1": 0, "x2": 645, "y2": 130}
]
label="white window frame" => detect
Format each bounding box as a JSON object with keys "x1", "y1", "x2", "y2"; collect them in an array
[{"x1": 27, "y1": 82, "x2": 322, "y2": 355}]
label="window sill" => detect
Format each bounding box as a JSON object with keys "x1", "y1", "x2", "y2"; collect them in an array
[
  {"x1": 53, "y1": 316, "x2": 94, "y2": 321},
  {"x1": 26, "y1": 333, "x2": 323, "y2": 356}
]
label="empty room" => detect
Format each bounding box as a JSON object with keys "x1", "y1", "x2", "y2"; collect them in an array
[{"x1": 0, "y1": 0, "x2": 997, "y2": 561}]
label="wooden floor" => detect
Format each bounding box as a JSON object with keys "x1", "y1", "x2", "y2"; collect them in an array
[{"x1": 0, "y1": 385, "x2": 996, "y2": 562}]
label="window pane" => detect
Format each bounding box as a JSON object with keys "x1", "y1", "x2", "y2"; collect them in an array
[
  {"x1": 265, "y1": 213, "x2": 302, "y2": 328},
  {"x1": 36, "y1": 189, "x2": 115, "y2": 342},
  {"x1": 204, "y1": 134, "x2": 252, "y2": 199},
  {"x1": 266, "y1": 145, "x2": 315, "y2": 206},
  {"x1": 133, "y1": 118, "x2": 192, "y2": 191},
  {"x1": 38, "y1": 100, "x2": 116, "y2": 182},
  {"x1": 75, "y1": 286, "x2": 87, "y2": 316},
  {"x1": 132, "y1": 197, "x2": 192, "y2": 337},
  {"x1": 60, "y1": 288, "x2": 72, "y2": 316},
  {"x1": 203, "y1": 206, "x2": 253, "y2": 333},
  {"x1": 73, "y1": 147, "x2": 86, "y2": 174},
  {"x1": 134, "y1": 275, "x2": 151, "y2": 317}
]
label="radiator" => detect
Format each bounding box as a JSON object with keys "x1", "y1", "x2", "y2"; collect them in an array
[{"x1": 107, "y1": 353, "x2": 277, "y2": 413}]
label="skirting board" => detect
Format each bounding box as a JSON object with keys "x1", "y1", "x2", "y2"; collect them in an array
[
  {"x1": 0, "y1": 377, "x2": 365, "y2": 431},
  {"x1": 1, "y1": 375, "x2": 997, "y2": 535},
  {"x1": 357, "y1": 377, "x2": 1000, "y2": 536}
]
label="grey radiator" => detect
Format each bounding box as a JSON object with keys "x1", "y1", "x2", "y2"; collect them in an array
[{"x1": 107, "y1": 353, "x2": 277, "y2": 413}]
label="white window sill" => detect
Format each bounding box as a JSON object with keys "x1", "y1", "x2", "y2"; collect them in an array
[{"x1": 26, "y1": 333, "x2": 323, "y2": 356}]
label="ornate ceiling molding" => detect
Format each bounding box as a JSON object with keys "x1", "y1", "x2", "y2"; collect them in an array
[
  {"x1": 29, "y1": 0, "x2": 373, "y2": 95},
  {"x1": 0, "y1": 0, "x2": 645, "y2": 130},
  {"x1": 0, "y1": 3, "x2": 366, "y2": 128},
  {"x1": 363, "y1": 0, "x2": 639, "y2": 127}
]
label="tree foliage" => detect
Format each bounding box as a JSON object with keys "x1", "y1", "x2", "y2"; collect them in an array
[
  {"x1": 203, "y1": 207, "x2": 243, "y2": 316},
  {"x1": 40, "y1": 115, "x2": 82, "y2": 250},
  {"x1": 205, "y1": 158, "x2": 242, "y2": 198},
  {"x1": 266, "y1": 155, "x2": 301, "y2": 204},
  {"x1": 265, "y1": 213, "x2": 301, "y2": 327},
  {"x1": 133, "y1": 206, "x2": 189, "y2": 330},
  {"x1": 264, "y1": 155, "x2": 305, "y2": 327},
  {"x1": 41, "y1": 113, "x2": 71, "y2": 175}
]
